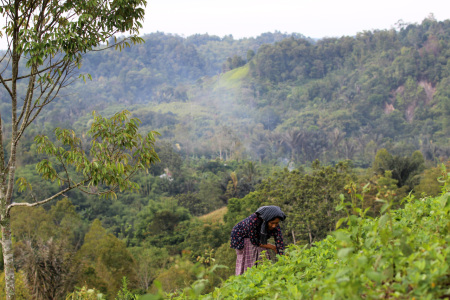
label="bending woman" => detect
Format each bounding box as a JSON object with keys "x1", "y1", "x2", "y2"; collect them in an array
[{"x1": 230, "y1": 205, "x2": 286, "y2": 275}]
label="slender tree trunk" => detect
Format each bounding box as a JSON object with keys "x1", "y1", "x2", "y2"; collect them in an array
[
  {"x1": 291, "y1": 229, "x2": 296, "y2": 244},
  {"x1": 2, "y1": 3, "x2": 20, "y2": 297},
  {"x1": 2, "y1": 168, "x2": 17, "y2": 300},
  {"x1": 1, "y1": 215, "x2": 15, "y2": 300},
  {"x1": 306, "y1": 222, "x2": 313, "y2": 245},
  {"x1": 3, "y1": 114, "x2": 18, "y2": 300},
  {"x1": 1, "y1": 99, "x2": 18, "y2": 300}
]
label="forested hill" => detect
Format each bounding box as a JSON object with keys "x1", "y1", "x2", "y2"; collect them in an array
[
  {"x1": 3, "y1": 16, "x2": 450, "y2": 299},
  {"x1": 240, "y1": 17, "x2": 450, "y2": 165},
  {"x1": 59, "y1": 31, "x2": 306, "y2": 110},
  {"x1": 10, "y1": 16, "x2": 447, "y2": 170}
]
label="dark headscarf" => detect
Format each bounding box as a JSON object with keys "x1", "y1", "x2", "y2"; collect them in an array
[{"x1": 255, "y1": 206, "x2": 286, "y2": 245}]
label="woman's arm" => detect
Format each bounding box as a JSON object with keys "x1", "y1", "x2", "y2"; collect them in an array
[
  {"x1": 247, "y1": 214, "x2": 263, "y2": 246},
  {"x1": 273, "y1": 227, "x2": 285, "y2": 255},
  {"x1": 259, "y1": 243, "x2": 277, "y2": 253}
]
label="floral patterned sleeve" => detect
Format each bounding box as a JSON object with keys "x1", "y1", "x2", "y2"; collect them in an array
[
  {"x1": 248, "y1": 214, "x2": 262, "y2": 247},
  {"x1": 271, "y1": 226, "x2": 285, "y2": 255}
]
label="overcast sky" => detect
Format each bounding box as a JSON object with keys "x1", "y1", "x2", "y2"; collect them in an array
[
  {"x1": 142, "y1": 0, "x2": 450, "y2": 39},
  {"x1": 0, "y1": 0, "x2": 449, "y2": 49}
]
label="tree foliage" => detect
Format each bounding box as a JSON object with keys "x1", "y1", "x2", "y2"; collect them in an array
[
  {"x1": 0, "y1": 0, "x2": 150, "y2": 298},
  {"x1": 76, "y1": 219, "x2": 137, "y2": 298},
  {"x1": 224, "y1": 160, "x2": 355, "y2": 245},
  {"x1": 372, "y1": 148, "x2": 425, "y2": 189}
]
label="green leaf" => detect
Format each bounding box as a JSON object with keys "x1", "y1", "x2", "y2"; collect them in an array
[
  {"x1": 400, "y1": 240, "x2": 413, "y2": 257},
  {"x1": 337, "y1": 247, "x2": 354, "y2": 259},
  {"x1": 380, "y1": 203, "x2": 390, "y2": 214},
  {"x1": 366, "y1": 270, "x2": 383, "y2": 283},
  {"x1": 333, "y1": 231, "x2": 352, "y2": 244},
  {"x1": 336, "y1": 217, "x2": 347, "y2": 229},
  {"x1": 439, "y1": 193, "x2": 450, "y2": 210},
  {"x1": 414, "y1": 260, "x2": 426, "y2": 271},
  {"x1": 378, "y1": 214, "x2": 389, "y2": 229},
  {"x1": 15, "y1": 177, "x2": 32, "y2": 193},
  {"x1": 335, "y1": 204, "x2": 344, "y2": 211}
]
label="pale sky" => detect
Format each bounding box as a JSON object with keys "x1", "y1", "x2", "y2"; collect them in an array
[
  {"x1": 142, "y1": 0, "x2": 450, "y2": 39},
  {"x1": 0, "y1": 0, "x2": 449, "y2": 49}
]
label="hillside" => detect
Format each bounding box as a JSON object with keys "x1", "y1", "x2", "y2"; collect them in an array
[
  {"x1": 180, "y1": 16, "x2": 450, "y2": 167},
  {"x1": 5, "y1": 17, "x2": 449, "y2": 239},
  {"x1": 2, "y1": 16, "x2": 450, "y2": 298},
  {"x1": 7, "y1": 16, "x2": 447, "y2": 169},
  {"x1": 198, "y1": 207, "x2": 228, "y2": 224}
]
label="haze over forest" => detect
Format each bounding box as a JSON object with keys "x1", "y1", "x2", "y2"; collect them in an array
[{"x1": 5, "y1": 16, "x2": 448, "y2": 166}]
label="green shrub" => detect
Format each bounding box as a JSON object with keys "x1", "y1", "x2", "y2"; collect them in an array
[{"x1": 189, "y1": 165, "x2": 450, "y2": 299}]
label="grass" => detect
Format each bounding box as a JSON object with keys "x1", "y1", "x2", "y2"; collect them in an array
[
  {"x1": 214, "y1": 64, "x2": 249, "y2": 90},
  {"x1": 198, "y1": 206, "x2": 228, "y2": 224}
]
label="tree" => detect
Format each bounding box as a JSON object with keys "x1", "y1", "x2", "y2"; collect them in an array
[
  {"x1": 128, "y1": 245, "x2": 170, "y2": 292},
  {"x1": 0, "y1": 1, "x2": 148, "y2": 298},
  {"x1": 11, "y1": 199, "x2": 84, "y2": 298},
  {"x1": 76, "y1": 219, "x2": 137, "y2": 297},
  {"x1": 414, "y1": 163, "x2": 448, "y2": 197},
  {"x1": 372, "y1": 149, "x2": 425, "y2": 189},
  {"x1": 272, "y1": 161, "x2": 354, "y2": 245},
  {"x1": 176, "y1": 192, "x2": 206, "y2": 216},
  {"x1": 14, "y1": 111, "x2": 158, "y2": 297},
  {"x1": 15, "y1": 238, "x2": 76, "y2": 300}
]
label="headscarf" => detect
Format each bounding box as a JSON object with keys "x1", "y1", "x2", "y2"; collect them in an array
[{"x1": 255, "y1": 206, "x2": 286, "y2": 245}]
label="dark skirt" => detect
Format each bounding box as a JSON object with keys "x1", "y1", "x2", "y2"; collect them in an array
[{"x1": 235, "y1": 238, "x2": 270, "y2": 275}]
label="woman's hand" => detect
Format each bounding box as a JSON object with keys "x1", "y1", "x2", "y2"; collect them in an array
[
  {"x1": 261, "y1": 243, "x2": 278, "y2": 254},
  {"x1": 269, "y1": 244, "x2": 277, "y2": 253}
]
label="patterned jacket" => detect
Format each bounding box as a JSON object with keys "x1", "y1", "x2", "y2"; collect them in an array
[{"x1": 230, "y1": 213, "x2": 285, "y2": 255}]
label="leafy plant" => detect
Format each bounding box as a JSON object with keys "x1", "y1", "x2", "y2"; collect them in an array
[
  {"x1": 190, "y1": 164, "x2": 450, "y2": 299},
  {"x1": 115, "y1": 277, "x2": 139, "y2": 300},
  {"x1": 65, "y1": 286, "x2": 104, "y2": 300}
]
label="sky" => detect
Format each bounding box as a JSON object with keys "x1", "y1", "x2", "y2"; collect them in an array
[
  {"x1": 142, "y1": 0, "x2": 450, "y2": 39},
  {"x1": 0, "y1": 0, "x2": 450, "y2": 49}
]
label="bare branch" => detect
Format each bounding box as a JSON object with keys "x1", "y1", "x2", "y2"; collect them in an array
[
  {"x1": 0, "y1": 74, "x2": 13, "y2": 98},
  {"x1": 16, "y1": 64, "x2": 37, "y2": 133},
  {"x1": 0, "y1": 53, "x2": 12, "y2": 75},
  {"x1": 1, "y1": 60, "x2": 65, "y2": 82},
  {"x1": 0, "y1": 46, "x2": 11, "y2": 65},
  {"x1": 15, "y1": 61, "x2": 72, "y2": 144},
  {"x1": 6, "y1": 181, "x2": 86, "y2": 216}
]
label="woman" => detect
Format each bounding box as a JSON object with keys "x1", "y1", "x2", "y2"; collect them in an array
[{"x1": 230, "y1": 205, "x2": 286, "y2": 275}]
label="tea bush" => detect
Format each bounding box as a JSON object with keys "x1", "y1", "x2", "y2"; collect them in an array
[{"x1": 183, "y1": 169, "x2": 450, "y2": 299}]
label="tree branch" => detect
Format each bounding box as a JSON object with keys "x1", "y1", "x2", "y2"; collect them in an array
[
  {"x1": 0, "y1": 74, "x2": 13, "y2": 98},
  {"x1": 56, "y1": 149, "x2": 74, "y2": 185},
  {"x1": 1, "y1": 60, "x2": 65, "y2": 82},
  {"x1": 15, "y1": 61, "x2": 72, "y2": 144},
  {"x1": 16, "y1": 64, "x2": 37, "y2": 134},
  {"x1": 5, "y1": 181, "x2": 85, "y2": 217}
]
